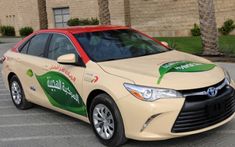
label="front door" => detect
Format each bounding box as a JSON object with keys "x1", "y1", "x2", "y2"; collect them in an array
[{"x1": 36, "y1": 33, "x2": 87, "y2": 117}]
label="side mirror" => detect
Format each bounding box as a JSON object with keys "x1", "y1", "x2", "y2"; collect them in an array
[
  {"x1": 57, "y1": 54, "x2": 85, "y2": 67},
  {"x1": 161, "y1": 41, "x2": 169, "y2": 47}
]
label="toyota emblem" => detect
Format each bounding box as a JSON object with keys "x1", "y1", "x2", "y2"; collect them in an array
[{"x1": 207, "y1": 87, "x2": 218, "y2": 97}]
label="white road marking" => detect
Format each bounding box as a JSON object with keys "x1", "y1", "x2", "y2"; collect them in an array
[
  {"x1": 0, "y1": 106, "x2": 14, "y2": 109},
  {"x1": 0, "y1": 91, "x2": 8, "y2": 94},
  {"x1": 0, "y1": 99, "x2": 10, "y2": 102},
  {"x1": 0, "y1": 134, "x2": 92, "y2": 142},
  {"x1": 0, "y1": 122, "x2": 77, "y2": 128},
  {"x1": 0, "y1": 93, "x2": 10, "y2": 96},
  {"x1": 0, "y1": 112, "x2": 53, "y2": 118},
  {"x1": 216, "y1": 130, "x2": 235, "y2": 134}
]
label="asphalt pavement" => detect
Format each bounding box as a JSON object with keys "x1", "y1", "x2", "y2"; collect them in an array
[{"x1": 1, "y1": 43, "x2": 235, "y2": 147}]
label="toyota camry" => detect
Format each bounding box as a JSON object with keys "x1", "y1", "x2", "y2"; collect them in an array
[{"x1": 1, "y1": 26, "x2": 235, "y2": 146}]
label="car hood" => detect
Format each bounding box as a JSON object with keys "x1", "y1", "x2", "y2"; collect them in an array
[{"x1": 98, "y1": 50, "x2": 225, "y2": 90}]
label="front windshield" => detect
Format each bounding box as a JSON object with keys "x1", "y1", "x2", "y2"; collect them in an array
[{"x1": 74, "y1": 29, "x2": 169, "y2": 62}]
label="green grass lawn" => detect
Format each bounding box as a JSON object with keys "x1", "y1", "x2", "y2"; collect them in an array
[{"x1": 156, "y1": 36, "x2": 235, "y2": 56}]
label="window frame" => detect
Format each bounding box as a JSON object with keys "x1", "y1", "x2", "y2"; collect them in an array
[
  {"x1": 45, "y1": 32, "x2": 85, "y2": 67},
  {"x1": 18, "y1": 39, "x2": 31, "y2": 54}
]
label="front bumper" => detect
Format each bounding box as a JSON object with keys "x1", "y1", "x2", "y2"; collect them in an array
[{"x1": 117, "y1": 80, "x2": 235, "y2": 141}]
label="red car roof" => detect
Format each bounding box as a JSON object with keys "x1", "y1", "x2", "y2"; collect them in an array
[{"x1": 39, "y1": 25, "x2": 129, "y2": 34}]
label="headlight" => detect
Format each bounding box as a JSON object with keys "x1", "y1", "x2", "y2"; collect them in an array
[
  {"x1": 224, "y1": 69, "x2": 231, "y2": 84},
  {"x1": 124, "y1": 83, "x2": 183, "y2": 102}
]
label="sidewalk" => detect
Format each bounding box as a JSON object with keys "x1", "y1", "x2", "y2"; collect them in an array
[{"x1": 0, "y1": 37, "x2": 22, "y2": 43}]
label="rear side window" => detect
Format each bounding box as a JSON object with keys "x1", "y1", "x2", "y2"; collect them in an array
[
  {"x1": 20, "y1": 41, "x2": 30, "y2": 54},
  {"x1": 27, "y1": 34, "x2": 50, "y2": 57},
  {"x1": 47, "y1": 34, "x2": 77, "y2": 60}
]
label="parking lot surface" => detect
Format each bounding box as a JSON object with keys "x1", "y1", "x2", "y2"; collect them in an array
[{"x1": 1, "y1": 43, "x2": 235, "y2": 147}]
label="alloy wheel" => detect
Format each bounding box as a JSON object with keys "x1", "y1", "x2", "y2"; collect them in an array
[
  {"x1": 11, "y1": 81, "x2": 22, "y2": 105},
  {"x1": 92, "y1": 104, "x2": 115, "y2": 140}
]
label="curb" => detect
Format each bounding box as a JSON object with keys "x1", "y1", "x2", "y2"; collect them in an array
[{"x1": 203, "y1": 56, "x2": 235, "y2": 63}]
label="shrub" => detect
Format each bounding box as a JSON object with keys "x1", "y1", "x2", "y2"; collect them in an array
[
  {"x1": 19, "y1": 27, "x2": 34, "y2": 37},
  {"x1": 191, "y1": 24, "x2": 201, "y2": 36},
  {"x1": 90, "y1": 17, "x2": 99, "y2": 25},
  {"x1": 67, "y1": 17, "x2": 99, "y2": 26},
  {"x1": 218, "y1": 19, "x2": 235, "y2": 35},
  {"x1": 0, "y1": 26, "x2": 16, "y2": 36},
  {"x1": 67, "y1": 18, "x2": 80, "y2": 26},
  {"x1": 219, "y1": 45, "x2": 235, "y2": 56}
]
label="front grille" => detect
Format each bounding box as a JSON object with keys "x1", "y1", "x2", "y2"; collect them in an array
[{"x1": 172, "y1": 81, "x2": 235, "y2": 133}]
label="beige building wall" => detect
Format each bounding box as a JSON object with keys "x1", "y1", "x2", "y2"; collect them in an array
[
  {"x1": 46, "y1": 0, "x2": 126, "y2": 28},
  {"x1": 0, "y1": 0, "x2": 40, "y2": 36},
  {"x1": 109, "y1": 0, "x2": 126, "y2": 25},
  {"x1": 69, "y1": 0, "x2": 99, "y2": 19},
  {"x1": 214, "y1": 0, "x2": 235, "y2": 35},
  {"x1": 0, "y1": 0, "x2": 235, "y2": 37},
  {"x1": 128, "y1": 0, "x2": 235, "y2": 37},
  {"x1": 46, "y1": 0, "x2": 70, "y2": 28},
  {"x1": 129, "y1": 0, "x2": 199, "y2": 37},
  {"x1": 46, "y1": 0, "x2": 99, "y2": 28}
]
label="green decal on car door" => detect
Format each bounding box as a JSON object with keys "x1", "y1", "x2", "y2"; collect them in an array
[
  {"x1": 34, "y1": 71, "x2": 87, "y2": 117},
  {"x1": 26, "y1": 69, "x2": 34, "y2": 77},
  {"x1": 157, "y1": 61, "x2": 216, "y2": 84}
]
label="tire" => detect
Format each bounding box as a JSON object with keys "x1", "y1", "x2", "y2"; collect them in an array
[
  {"x1": 89, "y1": 93, "x2": 127, "y2": 147},
  {"x1": 9, "y1": 75, "x2": 33, "y2": 110}
]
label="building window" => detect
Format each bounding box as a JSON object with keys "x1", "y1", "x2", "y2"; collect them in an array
[{"x1": 53, "y1": 7, "x2": 70, "y2": 28}]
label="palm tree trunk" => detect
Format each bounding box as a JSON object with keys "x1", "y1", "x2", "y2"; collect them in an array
[
  {"x1": 37, "y1": 0, "x2": 48, "y2": 29},
  {"x1": 98, "y1": 0, "x2": 111, "y2": 25},
  {"x1": 198, "y1": 0, "x2": 221, "y2": 55}
]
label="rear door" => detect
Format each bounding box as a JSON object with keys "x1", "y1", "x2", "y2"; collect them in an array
[{"x1": 15, "y1": 33, "x2": 51, "y2": 105}]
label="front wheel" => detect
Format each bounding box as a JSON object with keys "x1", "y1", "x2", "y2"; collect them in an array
[{"x1": 89, "y1": 93, "x2": 127, "y2": 146}]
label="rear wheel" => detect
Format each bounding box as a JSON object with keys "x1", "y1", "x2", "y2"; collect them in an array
[
  {"x1": 89, "y1": 93, "x2": 127, "y2": 146},
  {"x1": 10, "y1": 75, "x2": 32, "y2": 110}
]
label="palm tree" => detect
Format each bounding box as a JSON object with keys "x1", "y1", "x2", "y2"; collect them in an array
[
  {"x1": 97, "y1": 0, "x2": 111, "y2": 25},
  {"x1": 37, "y1": 0, "x2": 48, "y2": 29},
  {"x1": 198, "y1": 0, "x2": 221, "y2": 55}
]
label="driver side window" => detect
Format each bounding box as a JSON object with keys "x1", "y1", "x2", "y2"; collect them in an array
[{"x1": 48, "y1": 34, "x2": 77, "y2": 60}]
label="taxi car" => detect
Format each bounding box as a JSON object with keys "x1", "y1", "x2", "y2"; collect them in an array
[{"x1": 1, "y1": 26, "x2": 235, "y2": 146}]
